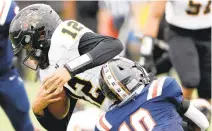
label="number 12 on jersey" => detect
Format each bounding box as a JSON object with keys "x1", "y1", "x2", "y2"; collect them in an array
[
  {"x1": 119, "y1": 108, "x2": 156, "y2": 131},
  {"x1": 62, "y1": 21, "x2": 84, "y2": 39}
]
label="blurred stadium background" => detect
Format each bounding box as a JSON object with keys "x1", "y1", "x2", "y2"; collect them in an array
[{"x1": 0, "y1": 0, "x2": 211, "y2": 131}]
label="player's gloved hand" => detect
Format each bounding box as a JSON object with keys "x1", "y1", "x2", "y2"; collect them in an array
[
  {"x1": 32, "y1": 85, "x2": 63, "y2": 116},
  {"x1": 140, "y1": 36, "x2": 154, "y2": 56},
  {"x1": 42, "y1": 67, "x2": 71, "y2": 91},
  {"x1": 138, "y1": 36, "x2": 157, "y2": 74}
]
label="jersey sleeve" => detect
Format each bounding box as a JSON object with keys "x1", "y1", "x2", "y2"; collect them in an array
[
  {"x1": 95, "y1": 113, "x2": 112, "y2": 131},
  {"x1": 40, "y1": 20, "x2": 92, "y2": 81},
  {"x1": 162, "y1": 77, "x2": 183, "y2": 104},
  {"x1": 49, "y1": 20, "x2": 122, "y2": 76},
  {"x1": 67, "y1": 32, "x2": 123, "y2": 76},
  {"x1": 147, "y1": 77, "x2": 183, "y2": 104},
  {"x1": 48, "y1": 20, "x2": 93, "y2": 66}
]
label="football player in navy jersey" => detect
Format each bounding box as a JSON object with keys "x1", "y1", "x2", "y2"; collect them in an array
[
  {"x1": 0, "y1": 0, "x2": 33, "y2": 130},
  {"x1": 96, "y1": 57, "x2": 209, "y2": 131}
]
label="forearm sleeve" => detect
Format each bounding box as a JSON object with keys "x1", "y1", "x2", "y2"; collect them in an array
[
  {"x1": 35, "y1": 108, "x2": 68, "y2": 131},
  {"x1": 64, "y1": 32, "x2": 123, "y2": 77},
  {"x1": 34, "y1": 98, "x2": 77, "y2": 131}
]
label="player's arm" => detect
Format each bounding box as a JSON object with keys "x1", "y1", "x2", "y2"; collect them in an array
[
  {"x1": 142, "y1": 1, "x2": 166, "y2": 38},
  {"x1": 35, "y1": 103, "x2": 76, "y2": 131},
  {"x1": 32, "y1": 83, "x2": 69, "y2": 118},
  {"x1": 95, "y1": 113, "x2": 112, "y2": 131},
  {"x1": 64, "y1": 32, "x2": 123, "y2": 77},
  {"x1": 41, "y1": 32, "x2": 123, "y2": 119},
  {"x1": 179, "y1": 99, "x2": 209, "y2": 131},
  {"x1": 43, "y1": 32, "x2": 123, "y2": 87},
  {"x1": 47, "y1": 88, "x2": 70, "y2": 120},
  {"x1": 164, "y1": 78, "x2": 209, "y2": 130},
  {"x1": 33, "y1": 93, "x2": 77, "y2": 131}
]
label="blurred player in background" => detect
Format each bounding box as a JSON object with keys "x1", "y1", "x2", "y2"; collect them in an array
[
  {"x1": 141, "y1": 0, "x2": 211, "y2": 102},
  {"x1": 63, "y1": 1, "x2": 99, "y2": 32},
  {"x1": 9, "y1": 3, "x2": 123, "y2": 131},
  {"x1": 0, "y1": 0, "x2": 33, "y2": 130},
  {"x1": 97, "y1": 0, "x2": 133, "y2": 56},
  {"x1": 128, "y1": 1, "x2": 172, "y2": 75},
  {"x1": 96, "y1": 57, "x2": 209, "y2": 131},
  {"x1": 97, "y1": 1, "x2": 172, "y2": 75},
  {"x1": 97, "y1": 0, "x2": 131, "y2": 38}
]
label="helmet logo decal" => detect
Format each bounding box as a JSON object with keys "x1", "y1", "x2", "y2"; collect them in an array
[
  {"x1": 20, "y1": 10, "x2": 46, "y2": 30},
  {"x1": 21, "y1": 22, "x2": 29, "y2": 31}
]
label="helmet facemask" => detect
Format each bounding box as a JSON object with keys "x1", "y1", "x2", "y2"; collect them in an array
[
  {"x1": 22, "y1": 46, "x2": 40, "y2": 70},
  {"x1": 20, "y1": 26, "x2": 50, "y2": 70}
]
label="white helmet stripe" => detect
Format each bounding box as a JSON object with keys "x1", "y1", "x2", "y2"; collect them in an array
[{"x1": 102, "y1": 63, "x2": 129, "y2": 100}]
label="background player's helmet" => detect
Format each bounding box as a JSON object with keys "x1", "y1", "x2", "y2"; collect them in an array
[
  {"x1": 99, "y1": 57, "x2": 151, "y2": 103},
  {"x1": 183, "y1": 99, "x2": 211, "y2": 131},
  {"x1": 9, "y1": 4, "x2": 62, "y2": 70}
]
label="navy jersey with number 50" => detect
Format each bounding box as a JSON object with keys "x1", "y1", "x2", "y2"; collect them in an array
[{"x1": 95, "y1": 77, "x2": 184, "y2": 131}]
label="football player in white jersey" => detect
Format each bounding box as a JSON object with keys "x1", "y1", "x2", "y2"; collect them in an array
[
  {"x1": 141, "y1": 0, "x2": 211, "y2": 102},
  {"x1": 9, "y1": 4, "x2": 123, "y2": 131}
]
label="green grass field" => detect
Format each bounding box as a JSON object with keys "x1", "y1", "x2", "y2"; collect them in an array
[{"x1": 0, "y1": 77, "x2": 211, "y2": 131}]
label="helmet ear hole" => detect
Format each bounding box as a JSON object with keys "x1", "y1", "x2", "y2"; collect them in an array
[
  {"x1": 118, "y1": 66, "x2": 124, "y2": 71},
  {"x1": 30, "y1": 26, "x2": 34, "y2": 30},
  {"x1": 139, "y1": 80, "x2": 143, "y2": 84}
]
